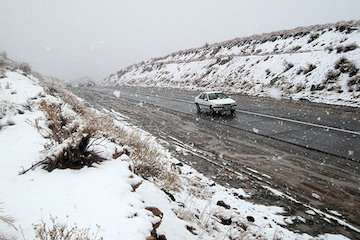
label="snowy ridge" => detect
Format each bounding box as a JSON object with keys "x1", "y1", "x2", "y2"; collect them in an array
[{"x1": 104, "y1": 20, "x2": 360, "y2": 107}]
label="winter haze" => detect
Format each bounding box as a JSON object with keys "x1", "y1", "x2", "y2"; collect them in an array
[{"x1": 0, "y1": 0, "x2": 359, "y2": 81}]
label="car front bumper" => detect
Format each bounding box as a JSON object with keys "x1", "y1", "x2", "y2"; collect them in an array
[{"x1": 213, "y1": 104, "x2": 236, "y2": 111}]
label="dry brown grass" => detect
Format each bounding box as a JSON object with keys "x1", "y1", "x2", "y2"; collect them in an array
[
  {"x1": 34, "y1": 217, "x2": 102, "y2": 240},
  {"x1": 39, "y1": 100, "x2": 71, "y2": 143},
  {"x1": 38, "y1": 79, "x2": 180, "y2": 190},
  {"x1": 0, "y1": 204, "x2": 16, "y2": 231},
  {"x1": 41, "y1": 134, "x2": 105, "y2": 172},
  {"x1": 0, "y1": 204, "x2": 17, "y2": 240}
]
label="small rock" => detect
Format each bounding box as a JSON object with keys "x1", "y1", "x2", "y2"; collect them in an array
[
  {"x1": 237, "y1": 222, "x2": 247, "y2": 231},
  {"x1": 145, "y1": 207, "x2": 163, "y2": 230},
  {"x1": 233, "y1": 192, "x2": 244, "y2": 199},
  {"x1": 247, "y1": 216, "x2": 255, "y2": 222},
  {"x1": 158, "y1": 235, "x2": 167, "y2": 240},
  {"x1": 17, "y1": 109, "x2": 25, "y2": 114},
  {"x1": 175, "y1": 162, "x2": 183, "y2": 167},
  {"x1": 130, "y1": 180, "x2": 143, "y2": 192},
  {"x1": 161, "y1": 188, "x2": 176, "y2": 201},
  {"x1": 145, "y1": 207, "x2": 163, "y2": 219},
  {"x1": 186, "y1": 225, "x2": 198, "y2": 235},
  {"x1": 216, "y1": 200, "x2": 231, "y2": 209},
  {"x1": 220, "y1": 217, "x2": 232, "y2": 225}
]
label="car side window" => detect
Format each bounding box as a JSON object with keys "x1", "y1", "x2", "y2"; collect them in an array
[{"x1": 199, "y1": 94, "x2": 205, "y2": 100}]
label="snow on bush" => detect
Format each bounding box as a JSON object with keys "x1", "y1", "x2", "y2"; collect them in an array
[{"x1": 33, "y1": 217, "x2": 103, "y2": 240}]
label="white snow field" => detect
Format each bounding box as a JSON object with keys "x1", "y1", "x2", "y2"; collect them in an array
[
  {"x1": 104, "y1": 20, "x2": 360, "y2": 107},
  {"x1": 0, "y1": 65, "x2": 353, "y2": 239}
]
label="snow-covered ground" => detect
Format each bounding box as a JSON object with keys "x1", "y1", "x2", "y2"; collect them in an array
[
  {"x1": 0, "y1": 64, "x2": 354, "y2": 239},
  {"x1": 104, "y1": 20, "x2": 360, "y2": 107}
]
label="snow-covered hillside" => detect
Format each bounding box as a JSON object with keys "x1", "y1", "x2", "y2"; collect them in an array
[{"x1": 104, "y1": 20, "x2": 360, "y2": 107}]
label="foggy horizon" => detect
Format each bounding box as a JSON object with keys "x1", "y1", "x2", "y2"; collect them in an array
[{"x1": 1, "y1": 0, "x2": 359, "y2": 81}]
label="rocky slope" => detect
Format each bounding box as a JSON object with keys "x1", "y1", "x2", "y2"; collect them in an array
[{"x1": 104, "y1": 20, "x2": 360, "y2": 107}]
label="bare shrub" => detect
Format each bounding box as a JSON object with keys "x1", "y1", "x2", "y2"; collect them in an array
[
  {"x1": 294, "y1": 83, "x2": 306, "y2": 93},
  {"x1": 348, "y1": 75, "x2": 360, "y2": 92},
  {"x1": 41, "y1": 133, "x2": 105, "y2": 172},
  {"x1": 325, "y1": 46, "x2": 334, "y2": 53},
  {"x1": 269, "y1": 77, "x2": 280, "y2": 86},
  {"x1": 291, "y1": 45, "x2": 301, "y2": 52},
  {"x1": 343, "y1": 43, "x2": 358, "y2": 52},
  {"x1": 265, "y1": 69, "x2": 271, "y2": 76},
  {"x1": 39, "y1": 100, "x2": 72, "y2": 143},
  {"x1": 303, "y1": 64, "x2": 317, "y2": 75},
  {"x1": 34, "y1": 217, "x2": 102, "y2": 240},
  {"x1": 18, "y1": 62, "x2": 31, "y2": 74},
  {"x1": 336, "y1": 43, "x2": 358, "y2": 53},
  {"x1": 307, "y1": 33, "x2": 320, "y2": 43},
  {"x1": 310, "y1": 84, "x2": 325, "y2": 91},
  {"x1": 283, "y1": 62, "x2": 294, "y2": 72},
  {"x1": 325, "y1": 70, "x2": 341, "y2": 84},
  {"x1": 335, "y1": 57, "x2": 359, "y2": 77},
  {"x1": 0, "y1": 204, "x2": 16, "y2": 230}
]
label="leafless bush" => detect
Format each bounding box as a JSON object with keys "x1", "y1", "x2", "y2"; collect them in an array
[
  {"x1": 335, "y1": 57, "x2": 359, "y2": 77},
  {"x1": 348, "y1": 75, "x2": 360, "y2": 92},
  {"x1": 291, "y1": 45, "x2": 301, "y2": 52},
  {"x1": 294, "y1": 83, "x2": 306, "y2": 93},
  {"x1": 324, "y1": 70, "x2": 341, "y2": 84},
  {"x1": 325, "y1": 46, "x2": 334, "y2": 53},
  {"x1": 336, "y1": 43, "x2": 358, "y2": 53},
  {"x1": 18, "y1": 62, "x2": 31, "y2": 74},
  {"x1": 310, "y1": 84, "x2": 325, "y2": 91},
  {"x1": 283, "y1": 62, "x2": 294, "y2": 72},
  {"x1": 39, "y1": 100, "x2": 72, "y2": 143},
  {"x1": 34, "y1": 217, "x2": 102, "y2": 240},
  {"x1": 42, "y1": 133, "x2": 105, "y2": 172},
  {"x1": 303, "y1": 64, "x2": 317, "y2": 75},
  {"x1": 265, "y1": 69, "x2": 271, "y2": 76},
  {"x1": 307, "y1": 33, "x2": 320, "y2": 43},
  {"x1": 0, "y1": 204, "x2": 16, "y2": 230}
]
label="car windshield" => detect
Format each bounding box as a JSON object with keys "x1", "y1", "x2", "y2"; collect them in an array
[{"x1": 208, "y1": 92, "x2": 228, "y2": 100}]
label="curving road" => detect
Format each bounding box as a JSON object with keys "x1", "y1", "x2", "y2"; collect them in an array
[{"x1": 72, "y1": 86, "x2": 360, "y2": 239}]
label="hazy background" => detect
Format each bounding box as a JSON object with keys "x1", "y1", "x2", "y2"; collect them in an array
[{"x1": 0, "y1": 0, "x2": 359, "y2": 81}]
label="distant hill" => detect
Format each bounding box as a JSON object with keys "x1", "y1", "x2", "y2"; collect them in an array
[
  {"x1": 103, "y1": 20, "x2": 360, "y2": 107},
  {"x1": 70, "y1": 76, "x2": 96, "y2": 87}
]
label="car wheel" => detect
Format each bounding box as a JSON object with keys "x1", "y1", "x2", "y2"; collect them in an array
[
  {"x1": 209, "y1": 105, "x2": 215, "y2": 115},
  {"x1": 195, "y1": 103, "x2": 201, "y2": 113}
]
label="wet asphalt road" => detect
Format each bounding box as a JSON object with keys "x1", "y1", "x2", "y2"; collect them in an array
[
  {"x1": 114, "y1": 86, "x2": 360, "y2": 161},
  {"x1": 71, "y1": 86, "x2": 360, "y2": 239}
]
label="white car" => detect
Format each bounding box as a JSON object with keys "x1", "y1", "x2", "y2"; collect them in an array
[{"x1": 194, "y1": 91, "x2": 236, "y2": 114}]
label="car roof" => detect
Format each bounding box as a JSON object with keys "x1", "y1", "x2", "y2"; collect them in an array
[{"x1": 201, "y1": 91, "x2": 223, "y2": 94}]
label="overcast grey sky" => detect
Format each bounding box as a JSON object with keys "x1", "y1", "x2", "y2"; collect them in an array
[{"x1": 0, "y1": 0, "x2": 359, "y2": 81}]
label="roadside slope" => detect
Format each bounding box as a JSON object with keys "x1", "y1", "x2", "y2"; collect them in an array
[{"x1": 104, "y1": 20, "x2": 360, "y2": 107}]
